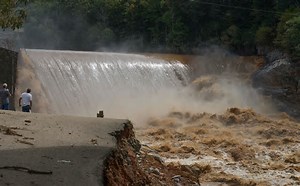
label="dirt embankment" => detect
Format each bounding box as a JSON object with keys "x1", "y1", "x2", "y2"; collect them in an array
[
  {"x1": 104, "y1": 122, "x2": 150, "y2": 185},
  {"x1": 105, "y1": 116, "x2": 207, "y2": 186}
]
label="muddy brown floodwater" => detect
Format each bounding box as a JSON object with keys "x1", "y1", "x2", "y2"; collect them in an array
[{"x1": 136, "y1": 108, "x2": 300, "y2": 186}]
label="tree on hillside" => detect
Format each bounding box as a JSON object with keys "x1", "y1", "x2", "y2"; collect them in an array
[
  {"x1": 0, "y1": 0, "x2": 29, "y2": 29},
  {"x1": 221, "y1": 25, "x2": 241, "y2": 50},
  {"x1": 255, "y1": 26, "x2": 274, "y2": 47},
  {"x1": 13, "y1": 0, "x2": 300, "y2": 57},
  {"x1": 275, "y1": 9, "x2": 300, "y2": 59}
]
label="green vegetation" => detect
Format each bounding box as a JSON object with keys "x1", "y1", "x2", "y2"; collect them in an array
[
  {"x1": 275, "y1": 9, "x2": 300, "y2": 58},
  {"x1": 0, "y1": 0, "x2": 29, "y2": 29},
  {"x1": 2, "y1": 0, "x2": 300, "y2": 57}
]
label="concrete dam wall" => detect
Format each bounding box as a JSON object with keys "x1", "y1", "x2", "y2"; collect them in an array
[{"x1": 16, "y1": 49, "x2": 190, "y2": 122}]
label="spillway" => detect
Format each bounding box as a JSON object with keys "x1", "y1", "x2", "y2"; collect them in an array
[{"x1": 16, "y1": 49, "x2": 190, "y2": 123}]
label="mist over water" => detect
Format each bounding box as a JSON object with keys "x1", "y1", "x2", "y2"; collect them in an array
[{"x1": 17, "y1": 49, "x2": 275, "y2": 125}]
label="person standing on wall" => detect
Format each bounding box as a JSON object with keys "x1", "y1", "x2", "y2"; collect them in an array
[
  {"x1": 19, "y1": 88, "x2": 32, "y2": 112},
  {"x1": 0, "y1": 83, "x2": 11, "y2": 110}
]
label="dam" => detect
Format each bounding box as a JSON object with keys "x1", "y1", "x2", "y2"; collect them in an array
[
  {"x1": 15, "y1": 49, "x2": 276, "y2": 124},
  {"x1": 1, "y1": 49, "x2": 192, "y2": 185},
  {"x1": 16, "y1": 49, "x2": 190, "y2": 123}
]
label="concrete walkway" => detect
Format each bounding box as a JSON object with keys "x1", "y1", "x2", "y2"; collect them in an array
[{"x1": 0, "y1": 111, "x2": 128, "y2": 186}]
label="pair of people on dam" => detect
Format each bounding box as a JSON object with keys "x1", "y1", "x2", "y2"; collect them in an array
[{"x1": 0, "y1": 83, "x2": 32, "y2": 112}]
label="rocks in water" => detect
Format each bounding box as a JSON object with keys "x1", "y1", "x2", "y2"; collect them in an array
[
  {"x1": 252, "y1": 58, "x2": 294, "y2": 90},
  {"x1": 149, "y1": 167, "x2": 161, "y2": 175},
  {"x1": 252, "y1": 55, "x2": 300, "y2": 119}
]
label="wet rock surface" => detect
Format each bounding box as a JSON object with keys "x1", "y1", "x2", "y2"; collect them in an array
[{"x1": 252, "y1": 56, "x2": 300, "y2": 119}]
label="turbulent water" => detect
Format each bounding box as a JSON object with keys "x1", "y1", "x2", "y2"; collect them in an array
[
  {"x1": 16, "y1": 49, "x2": 277, "y2": 124},
  {"x1": 17, "y1": 49, "x2": 190, "y2": 122},
  {"x1": 137, "y1": 108, "x2": 300, "y2": 186},
  {"x1": 16, "y1": 49, "x2": 300, "y2": 185}
]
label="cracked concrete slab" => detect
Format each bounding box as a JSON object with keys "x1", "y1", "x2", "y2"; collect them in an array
[{"x1": 0, "y1": 110, "x2": 128, "y2": 186}]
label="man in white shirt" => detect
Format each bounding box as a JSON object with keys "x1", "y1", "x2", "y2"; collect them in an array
[{"x1": 19, "y1": 88, "x2": 33, "y2": 112}]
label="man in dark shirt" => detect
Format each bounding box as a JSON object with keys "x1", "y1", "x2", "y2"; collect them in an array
[{"x1": 0, "y1": 83, "x2": 11, "y2": 110}]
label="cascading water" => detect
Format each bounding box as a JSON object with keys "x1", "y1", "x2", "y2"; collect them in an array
[{"x1": 17, "y1": 49, "x2": 190, "y2": 123}]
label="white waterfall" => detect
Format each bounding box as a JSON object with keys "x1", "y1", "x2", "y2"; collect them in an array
[{"x1": 17, "y1": 49, "x2": 190, "y2": 123}]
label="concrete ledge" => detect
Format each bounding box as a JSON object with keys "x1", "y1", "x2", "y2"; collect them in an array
[{"x1": 0, "y1": 111, "x2": 130, "y2": 186}]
